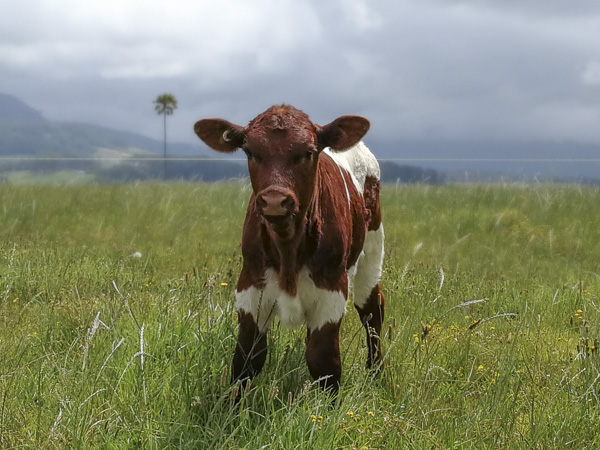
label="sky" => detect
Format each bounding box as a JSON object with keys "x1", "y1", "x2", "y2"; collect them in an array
[{"x1": 2, "y1": 0, "x2": 600, "y2": 151}]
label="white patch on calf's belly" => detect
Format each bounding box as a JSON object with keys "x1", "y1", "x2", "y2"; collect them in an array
[
  {"x1": 297, "y1": 269, "x2": 347, "y2": 330},
  {"x1": 352, "y1": 224, "x2": 384, "y2": 308},
  {"x1": 235, "y1": 268, "x2": 347, "y2": 331},
  {"x1": 347, "y1": 263, "x2": 358, "y2": 281}
]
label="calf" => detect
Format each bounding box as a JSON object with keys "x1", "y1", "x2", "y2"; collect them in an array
[{"x1": 194, "y1": 105, "x2": 384, "y2": 394}]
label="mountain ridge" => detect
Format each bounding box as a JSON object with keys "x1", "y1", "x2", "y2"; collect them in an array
[
  {"x1": 0, "y1": 93, "x2": 202, "y2": 157},
  {"x1": 0, "y1": 93, "x2": 46, "y2": 122}
]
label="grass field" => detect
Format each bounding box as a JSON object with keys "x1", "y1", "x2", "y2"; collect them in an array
[{"x1": 1, "y1": 182, "x2": 600, "y2": 448}]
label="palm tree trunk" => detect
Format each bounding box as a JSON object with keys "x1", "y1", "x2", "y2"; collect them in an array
[{"x1": 163, "y1": 112, "x2": 167, "y2": 180}]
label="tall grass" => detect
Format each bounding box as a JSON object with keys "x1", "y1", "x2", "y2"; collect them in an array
[{"x1": 1, "y1": 182, "x2": 599, "y2": 448}]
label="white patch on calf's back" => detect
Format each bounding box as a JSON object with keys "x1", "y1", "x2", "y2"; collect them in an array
[
  {"x1": 324, "y1": 141, "x2": 380, "y2": 195},
  {"x1": 235, "y1": 267, "x2": 347, "y2": 332}
]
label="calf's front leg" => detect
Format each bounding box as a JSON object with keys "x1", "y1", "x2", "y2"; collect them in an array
[
  {"x1": 305, "y1": 320, "x2": 342, "y2": 393},
  {"x1": 231, "y1": 311, "x2": 267, "y2": 385}
]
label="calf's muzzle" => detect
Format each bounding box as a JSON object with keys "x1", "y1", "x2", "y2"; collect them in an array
[{"x1": 256, "y1": 188, "x2": 298, "y2": 221}]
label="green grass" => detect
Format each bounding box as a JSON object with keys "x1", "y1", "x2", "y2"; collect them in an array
[{"x1": 1, "y1": 182, "x2": 600, "y2": 448}]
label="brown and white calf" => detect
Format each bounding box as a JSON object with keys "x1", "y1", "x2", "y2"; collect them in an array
[{"x1": 194, "y1": 105, "x2": 384, "y2": 393}]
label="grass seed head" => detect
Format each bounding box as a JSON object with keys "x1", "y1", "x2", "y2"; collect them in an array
[{"x1": 220, "y1": 366, "x2": 227, "y2": 387}]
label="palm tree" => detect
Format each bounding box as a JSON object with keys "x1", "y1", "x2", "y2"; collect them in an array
[{"x1": 153, "y1": 93, "x2": 178, "y2": 180}]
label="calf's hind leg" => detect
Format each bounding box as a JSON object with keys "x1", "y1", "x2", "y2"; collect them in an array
[
  {"x1": 353, "y1": 224, "x2": 385, "y2": 371},
  {"x1": 355, "y1": 284, "x2": 384, "y2": 370}
]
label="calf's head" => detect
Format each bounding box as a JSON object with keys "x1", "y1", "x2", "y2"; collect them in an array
[{"x1": 194, "y1": 105, "x2": 369, "y2": 236}]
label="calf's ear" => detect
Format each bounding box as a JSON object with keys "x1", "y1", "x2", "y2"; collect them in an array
[
  {"x1": 316, "y1": 115, "x2": 370, "y2": 151},
  {"x1": 194, "y1": 119, "x2": 245, "y2": 153}
]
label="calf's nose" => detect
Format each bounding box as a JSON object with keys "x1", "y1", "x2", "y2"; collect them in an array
[{"x1": 256, "y1": 190, "x2": 296, "y2": 216}]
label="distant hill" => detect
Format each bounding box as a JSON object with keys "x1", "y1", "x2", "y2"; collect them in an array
[
  {"x1": 0, "y1": 93, "x2": 201, "y2": 156},
  {"x1": 0, "y1": 93, "x2": 46, "y2": 122},
  {"x1": 372, "y1": 139, "x2": 600, "y2": 182},
  {"x1": 0, "y1": 121, "x2": 203, "y2": 156}
]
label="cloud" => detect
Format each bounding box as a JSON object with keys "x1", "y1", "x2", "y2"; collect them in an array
[
  {"x1": 1, "y1": 0, "x2": 600, "y2": 148},
  {"x1": 336, "y1": 0, "x2": 383, "y2": 31},
  {"x1": 1, "y1": 0, "x2": 323, "y2": 80},
  {"x1": 582, "y1": 61, "x2": 600, "y2": 85},
  {"x1": 434, "y1": 0, "x2": 600, "y2": 18}
]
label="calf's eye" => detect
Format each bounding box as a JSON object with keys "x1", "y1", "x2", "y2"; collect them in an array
[
  {"x1": 293, "y1": 151, "x2": 313, "y2": 164},
  {"x1": 244, "y1": 149, "x2": 261, "y2": 162}
]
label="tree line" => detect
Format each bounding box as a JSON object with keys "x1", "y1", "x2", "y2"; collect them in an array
[{"x1": 0, "y1": 157, "x2": 443, "y2": 184}]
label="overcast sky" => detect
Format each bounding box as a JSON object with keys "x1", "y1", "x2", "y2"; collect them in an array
[{"x1": 2, "y1": 0, "x2": 600, "y2": 150}]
